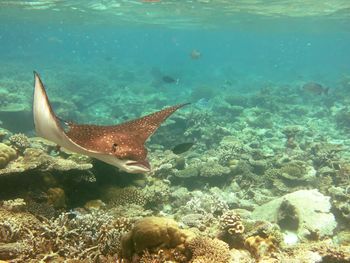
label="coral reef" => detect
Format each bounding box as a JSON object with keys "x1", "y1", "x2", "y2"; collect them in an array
[
  {"x1": 0, "y1": 143, "x2": 16, "y2": 169},
  {"x1": 0, "y1": 146, "x2": 92, "y2": 176},
  {"x1": 1, "y1": 67, "x2": 350, "y2": 262},
  {"x1": 0, "y1": 204, "x2": 134, "y2": 262},
  {"x1": 188, "y1": 236, "x2": 231, "y2": 263},
  {"x1": 8, "y1": 133, "x2": 30, "y2": 152},
  {"x1": 220, "y1": 210, "x2": 245, "y2": 235},
  {"x1": 121, "y1": 216, "x2": 195, "y2": 260},
  {"x1": 244, "y1": 235, "x2": 278, "y2": 260}
]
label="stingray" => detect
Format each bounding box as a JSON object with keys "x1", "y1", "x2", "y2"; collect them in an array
[{"x1": 33, "y1": 72, "x2": 187, "y2": 173}]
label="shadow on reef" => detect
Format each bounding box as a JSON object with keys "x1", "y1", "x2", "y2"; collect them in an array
[{"x1": 0, "y1": 159, "x2": 146, "y2": 212}]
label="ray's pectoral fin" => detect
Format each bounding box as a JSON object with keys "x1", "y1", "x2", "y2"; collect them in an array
[
  {"x1": 33, "y1": 72, "x2": 93, "y2": 155},
  {"x1": 119, "y1": 102, "x2": 190, "y2": 143}
]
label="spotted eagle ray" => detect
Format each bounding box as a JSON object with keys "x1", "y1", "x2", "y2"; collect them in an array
[{"x1": 33, "y1": 72, "x2": 187, "y2": 173}]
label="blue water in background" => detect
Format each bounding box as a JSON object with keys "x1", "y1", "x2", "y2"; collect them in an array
[{"x1": 0, "y1": 1, "x2": 349, "y2": 125}]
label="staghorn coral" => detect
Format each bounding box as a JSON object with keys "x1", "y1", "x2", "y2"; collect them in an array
[
  {"x1": 0, "y1": 143, "x2": 16, "y2": 169},
  {"x1": 220, "y1": 210, "x2": 245, "y2": 235},
  {"x1": 188, "y1": 236, "x2": 231, "y2": 263}
]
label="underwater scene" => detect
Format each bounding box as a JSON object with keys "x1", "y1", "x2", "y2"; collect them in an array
[{"x1": 0, "y1": 1, "x2": 350, "y2": 262}]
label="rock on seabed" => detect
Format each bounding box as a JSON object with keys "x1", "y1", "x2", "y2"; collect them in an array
[{"x1": 251, "y1": 189, "x2": 337, "y2": 239}]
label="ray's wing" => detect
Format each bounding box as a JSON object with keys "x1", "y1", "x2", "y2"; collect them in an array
[
  {"x1": 116, "y1": 103, "x2": 189, "y2": 143},
  {"x1": 65, "y1": 103, "x2": 189, "y2": 153},
  {"x1": 33, "y1": 72, "x2": 101, "y2": 154}
]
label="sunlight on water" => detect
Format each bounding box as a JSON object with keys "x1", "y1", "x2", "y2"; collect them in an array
[{"x1": 1, "y1": 0, "x2": 350, "y2": 28}]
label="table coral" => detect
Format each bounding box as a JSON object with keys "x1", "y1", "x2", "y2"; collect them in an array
[
  {"x1": 0, "y1": 147, "x2": 92, "y2": 176},
  {"x1": 0, "y1": 143, "x2": 16, "y2": 169}
]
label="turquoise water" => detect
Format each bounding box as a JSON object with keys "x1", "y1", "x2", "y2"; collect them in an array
[
  {"x1": 1, "y1": 2, "x2": 350, "y2": 98},
  {"x1": 1, "y1": 1, "x2": 349, "y2": 126}
]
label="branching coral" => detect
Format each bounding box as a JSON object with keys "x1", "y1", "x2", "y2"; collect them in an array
[
  {"x1": 8, "y1": 133, "x2": 30, "y2": 152},
  {"x1": 0, "y1": 207, "x2": 133, "y2": 262}
]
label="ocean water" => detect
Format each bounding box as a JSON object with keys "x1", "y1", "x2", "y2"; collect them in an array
[{"x1": 0, "y1": 1, "x2": 350, "y2": 262}]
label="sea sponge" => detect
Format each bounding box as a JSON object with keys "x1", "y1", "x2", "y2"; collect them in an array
[
  {"x1": 0, "y1": 143, "x2": 16, "y2": 168},
  {"x1": 220, "y1": 210, "x2": 245, "y2": 235},
  {"x1": 188, "y1": 236, "x2": 231, "y2": 263},
  {"x1": 121, "y1": 217, "x2": 194, "y2": 259}
]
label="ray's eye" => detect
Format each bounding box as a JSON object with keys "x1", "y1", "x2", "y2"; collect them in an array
[{"x1": 112, "y1": 143, "x2": 118, "y2": 152}]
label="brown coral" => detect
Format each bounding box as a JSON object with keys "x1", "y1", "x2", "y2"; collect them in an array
[
  {"x1": 220, "y1": 210, "x2": 245, "y2": 235},
  {"x1": 0, "y1": 143, "x2": 16, "y2": 169},
  {"x1": 188, "y1": 236, "x2": 231, "y2": 263},
  {"x1": 121, "y1": 217, "x2": 194, "y2": 260},
  {"x1": 244, "y1": 235, "x2": 278, "y2": 259}
]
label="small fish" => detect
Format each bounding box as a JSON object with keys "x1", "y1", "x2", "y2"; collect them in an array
[
  {"x1": 162, "y1": 76, "x2": 178, "y2": 84},
  {"x1": 172, "y1": 142, "x2": 194, "y2": 154},
  {"x1": 190, "y1": 49, "x2": 201, "y2": 60},
  {"x1": 302, "y1": 82, "x2": 329, "y2": 95}
]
